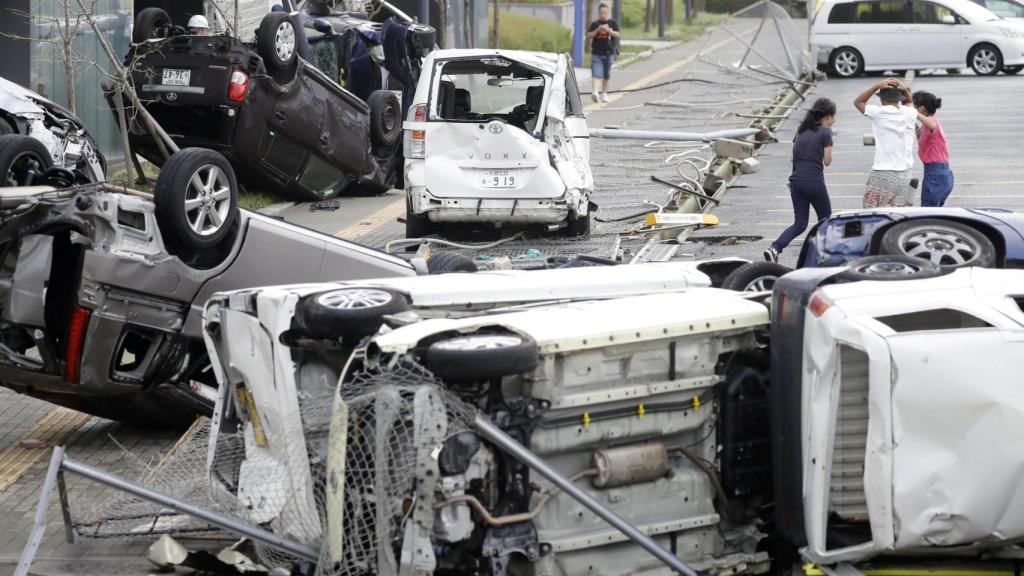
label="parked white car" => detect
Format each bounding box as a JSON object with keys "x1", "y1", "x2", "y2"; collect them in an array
[
  {"x1": 970, "y1": 0, "x2": 1024, "y2": 20},
  {"x1": 811, "y1": 0, "x2": 1024, "y2": 76},
  {"x1": 401, "y1": 49, "x2": 594, "y2": 237}
]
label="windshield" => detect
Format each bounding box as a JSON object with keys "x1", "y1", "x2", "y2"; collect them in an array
[
  {"x1": 434, "y1": 58, "x2": 548, "y2": 126},
  {"x1": 952, "y1": 0, "x2": 1003, "y2": 21}
]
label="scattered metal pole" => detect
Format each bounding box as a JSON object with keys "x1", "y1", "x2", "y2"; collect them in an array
[
  {"x1": 233, "y1": 0, "x2": 239, "y2": 36},
  {"x1": 736, "y1": 10, "x2": 768, "y2": 68},
  {"x1": 14, "y1": 447, "x2": 64, "y2": 576},
  {"x1": 720, "y1": 24, "x2": 793, "y2": 79},
  {"x1": 573, "y1": 0, "x2": 585, "y2": 67},
  {"x1": 772, "y1": 16, "x2": 801, "y2": 79},
  {"x1": 589, "y1": 127, "x2": 760, "y2": 141},
  {"x1": 113, "y1": 88, "x2": 134, "y2": 185},
  {"x1": 650, "y1": 175, "x2": 720, "y2": 205},
  {"x1": 473, "y1": 415, "x2": 700, "y2": 576},
  {"x1": 657, "y1": 0, "x2": 665, "y2": 37}
]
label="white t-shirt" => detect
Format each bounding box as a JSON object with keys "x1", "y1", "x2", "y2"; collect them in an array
[{"x1": 864, "y1": 103, "x2": 918, "y2": 172}]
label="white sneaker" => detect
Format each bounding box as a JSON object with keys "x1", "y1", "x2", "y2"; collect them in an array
[
  {"x1": 600, "y1": 92, "x2": 609, "y2": 103},
  {"x1": 591, "y1": 92, "x2": 599, "y2": 102}
]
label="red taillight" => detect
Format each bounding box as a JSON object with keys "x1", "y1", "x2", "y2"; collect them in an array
[
  {"x1": 64, "y1": 306, "x2": 90, "y2": 384},
  {"x1": 413, "y1": 103, "x2": 426, "y2": 122},
  {"x1": 227, "y1": 69, "x2": 249, "y2": 103},
  {"x1": 808, "y1": 293, "x2": 833, "y2": 318}
]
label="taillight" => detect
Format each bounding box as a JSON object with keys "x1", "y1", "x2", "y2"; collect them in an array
[
  {"x1": 64, "y1": 306, "x2": 90, "y2": 384},
  {"x1": 808, "y1": 293, "x2": 833, "y2": 318},
  {"x1": 227, "y1": 69, "x2": 249, "y2": 103},
  {"x1": 405, "y1": 103, "x2": 427, "y2": 159}
]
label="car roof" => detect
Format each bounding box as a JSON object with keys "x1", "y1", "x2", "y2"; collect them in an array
[{"x1": 426, "y1": 49, "x2": 562, "y2": 74}]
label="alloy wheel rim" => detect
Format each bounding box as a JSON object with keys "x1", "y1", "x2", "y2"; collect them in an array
[
  {"x1": 897, "y1": 226, "x2": 979, "y2": 266},
  {"x1": 275, "y1": 22, "x2": 296, "y2": 61},
  {"x1": 317, "y1": 288, "x2": 394, "y2": 310},
  {"x1": 434, "y1": 335, "x2": 523, "y2": 351},
  {"x1": 974, "y1": 49, "x2": 997, "y2": 74},
  {"x1": 835, "y1": 51, "x2": 858, "y2": 76},
  {"x1": 743, "y1": 275, "x2": 778, "y2": 292},
  {"x1": 858, "y1": 261, "x2": 922, "y2": 276},
  {"x1": 184, "y1": 164, "x2": 231, "y2": 236}
]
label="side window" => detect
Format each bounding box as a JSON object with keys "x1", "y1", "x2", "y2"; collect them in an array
[
  {"x1": 564, "y1": 65, "x2": 583, "y2": 116},
  {"x1": 913, "y1": 1, "x2": 957, "y2": 22},
  {"x1": 873, "y1": 1, "x2": 912, "y2": 23},
  {"x1": 828, "y1": 2, "x2": 855, "y2": 22},
  {"x1": 986, "y1": 0, "x2": 1024, "y2": 17}
]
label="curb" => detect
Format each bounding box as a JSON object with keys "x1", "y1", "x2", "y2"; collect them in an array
[{"x1": 258, "y1": 201, "x2": 297, "y2": 216}]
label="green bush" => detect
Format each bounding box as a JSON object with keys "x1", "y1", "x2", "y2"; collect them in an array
[{"x1": 490, "y1": 11, "x2": 572, "y2": 52}]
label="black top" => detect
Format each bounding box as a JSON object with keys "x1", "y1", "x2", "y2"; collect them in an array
[
  {"x1": 588, "y1": 19, "x2": 619, "y2": 55},
  {"x1": 791, "y1": 125, "x2": 833, "y2": 181}
]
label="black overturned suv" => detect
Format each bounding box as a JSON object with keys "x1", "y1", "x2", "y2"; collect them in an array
[{"x1": 124, "y1": 1, "x2": 434, "y2": 201}]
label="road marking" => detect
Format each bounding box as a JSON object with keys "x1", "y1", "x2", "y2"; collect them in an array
[
  {"x1": 584, "y1": 26, "x2": 755, "y2": 113},
  {"x1": 334, "y1": 198, "x2": 407, "y2": 240},
  {"x1": 775, "y1": 194, "x2": 1024, "y2": 198},
  {"x1": 0, "y1": 408, "x2": 91, "y2": 492}
]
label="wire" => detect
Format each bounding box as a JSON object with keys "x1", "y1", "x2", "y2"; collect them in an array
[{"x1": 384, "y1": 231, "x2": 526, "y2": 255}]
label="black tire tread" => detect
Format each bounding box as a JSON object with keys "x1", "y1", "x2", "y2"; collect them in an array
[
  {"x1": 877, "y1": 218, "x2": 996, "y2": 269},
  {"x1": 298, "y1": 287, "x2": 409, "y2": 340},
  {"x1": 368, "y1": 90, "x2": 402, "y2": 149},
  {"x1": 256, "y1": 12, "x2": 298, "y2": 73},
  {"x1": 722, "y1": 261, "x2": 793, "y2": 292},
  {"x1": 838, "y1": 255, "x2": 945, "y2": 282},
  {"x1": 428, "y1": 251, "x2": 478, "y2": 274},
  {"x1": 154, "y1": 148, "x2": 239, "y2": 255},
  {"x1": 0, "y1": 135, "x2": 52, "y2": 187},
  {"x1": 424, "y1": 333, "x2": 540, "y2": 381},
  {"x1": 133, "y1": 7, "x2": 171, "y2": 44}
]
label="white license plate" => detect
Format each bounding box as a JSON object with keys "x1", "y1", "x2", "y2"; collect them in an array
[
  {"x1": 481, "y1": 170, "x2": 516, "y2": 188},
  {"x1": 162, "y1": 68, "x2": 191, "y2": 86}
]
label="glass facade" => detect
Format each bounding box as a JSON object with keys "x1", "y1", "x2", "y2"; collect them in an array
[{"x1": 29, "y1": 0, "x2": 133, "y2": 161}]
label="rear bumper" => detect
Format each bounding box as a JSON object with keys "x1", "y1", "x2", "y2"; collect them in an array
[{"x1": 410, "y1": 186, "x2": 588, "y2": 224}]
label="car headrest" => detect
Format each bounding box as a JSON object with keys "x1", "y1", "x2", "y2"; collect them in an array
[
  {"x1": 526, "y1": 85, "x2": 544, "y2": 110},
  {"x1": 305, "y1": 1, "x2": 331, "y2": 16},
  {"x1": 454, "y1": 88, "x2": 471, "y2": 113}
]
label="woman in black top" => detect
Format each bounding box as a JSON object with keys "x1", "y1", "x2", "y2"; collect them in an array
[{"x1": 764, "y1": 98, "x2": 837, "y2": 264}]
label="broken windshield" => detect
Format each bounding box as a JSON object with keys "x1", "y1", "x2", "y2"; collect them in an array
[{"x1": 434, "y1": 58, "x2": 547, "y2": 128}]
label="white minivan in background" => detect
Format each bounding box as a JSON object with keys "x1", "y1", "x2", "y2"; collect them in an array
[{"x1": 811, "y1": 0, "x2": 1024, "y2": 76}]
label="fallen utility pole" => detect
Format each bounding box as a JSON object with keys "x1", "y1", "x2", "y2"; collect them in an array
[{"x1": 589, "y1": 127, "x2": 760, "y2": 142}]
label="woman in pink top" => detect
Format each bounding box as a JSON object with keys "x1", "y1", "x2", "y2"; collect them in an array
[{"x1": 913, "y1": 91, "x2": 953, "y2": 207}]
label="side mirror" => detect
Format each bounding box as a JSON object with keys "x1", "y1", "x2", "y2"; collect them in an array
[
  {"x1": 942, "y1": 14, "x2": 956, "y2": 24},
  {"x1": 313, "y1": 18, "x2": 333, "y2": 34}
]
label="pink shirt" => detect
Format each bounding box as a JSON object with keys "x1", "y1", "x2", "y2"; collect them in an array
[{"x1": 918, "y1": 117, "x2": 949, "y2": 164}]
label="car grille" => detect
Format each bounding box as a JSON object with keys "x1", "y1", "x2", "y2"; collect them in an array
[{"x1": 829, "y1": 345, "x2": 870, "y2": 521}]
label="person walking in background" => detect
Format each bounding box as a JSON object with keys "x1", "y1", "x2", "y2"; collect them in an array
[
  {"x1": 587, "y1": 3, "x2": 620, "y2": 103},
  {"x1": 764, "y1": 98, "x2": 837, "y2": 264},
  {"x1": 854, "y1": 78, "x2": 917, "y2": 208},
  {"x1": 913, "y1": 91, "x2": 953, "y2": 207}
]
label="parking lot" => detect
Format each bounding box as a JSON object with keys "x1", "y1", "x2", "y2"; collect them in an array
[{"x1": 4, "y1": 8, "x2": 1024, "y2": 576}]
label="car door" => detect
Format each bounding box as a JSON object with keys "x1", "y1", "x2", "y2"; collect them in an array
[
  {"x1": 909, "y1": 0, "x2": 966, "y2": 66},
  {"x1": 848, "y1": 0, "x2": 914, "y2": 69},
  {"x1": 562, "y1": 57, "x2": 590, "y2": 164},
  {"x1": 543, "y1": 55, "x2": 594, "y2": 194}
]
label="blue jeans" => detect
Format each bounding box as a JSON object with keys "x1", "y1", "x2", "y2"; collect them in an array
[
  {"x1": 773, "y1": 179, "x2": 832, "y2": 252},
  {"x1": 921, "y1": 162, "x2": 954, "y2": 207},
  {"x1": 591, "y1": 54, "x2": 614, "y2": 79}
]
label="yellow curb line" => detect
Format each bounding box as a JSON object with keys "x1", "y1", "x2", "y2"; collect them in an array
[
  {"x1": 334, "y1": 197, "x2": 407, "y2": 240},
  {"x1": 0, "y1": 408, "x2": 91, "y2": 493}
]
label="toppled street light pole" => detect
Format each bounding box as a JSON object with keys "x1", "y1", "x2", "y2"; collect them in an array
[{"x1": 589, "y1": 127, "x2": 761, "y2": 142}]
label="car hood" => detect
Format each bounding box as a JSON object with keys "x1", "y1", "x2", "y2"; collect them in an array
[{"x1": 0, "y1": 76, "x2": 82, "y2": 126}]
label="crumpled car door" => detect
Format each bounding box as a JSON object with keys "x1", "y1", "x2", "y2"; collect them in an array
[{"x1": 542, "y1": 55, "x2": 593, "y2": 195}]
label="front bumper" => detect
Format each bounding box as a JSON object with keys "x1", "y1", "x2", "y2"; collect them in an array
[{"x1": 409, "y1": 186, "x2": 588, "y2": 224}]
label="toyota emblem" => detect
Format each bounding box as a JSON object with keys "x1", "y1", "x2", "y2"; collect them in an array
[
  {"x1": 488, "y1": 122, "x2": 503, "y2": 134},
  {"x1": 165, "y1": 92, "x2": 178, "y2": 102}
]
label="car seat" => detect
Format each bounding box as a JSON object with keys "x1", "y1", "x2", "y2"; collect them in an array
[
  {"x1": 438, "y1": 80, "x2": 456, "y2": 118},
  {"x1": 524, "y1": 84, "x2": 545, "y2": 133},
  {"x1": 453, "y1": 88, "x2": 472, "y2": 118}
]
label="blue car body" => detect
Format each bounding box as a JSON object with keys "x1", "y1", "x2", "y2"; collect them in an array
[{"x1": 796, "y1": 207, "x2": 1024, "y2": 269}]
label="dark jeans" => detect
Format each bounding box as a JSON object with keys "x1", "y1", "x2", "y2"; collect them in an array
[
  {"x1": 921, "y1": 162, "x2": 954, "y2": 207},
  {"x1": 772, "y1": 178, "x2": 832, "y2": 252}
]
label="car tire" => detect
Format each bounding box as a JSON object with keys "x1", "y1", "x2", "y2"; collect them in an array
[
  {"x1": 968, "y1": 43, "x2": 1002, "y2": 76},
  {"x1": 406, "y1": 196, "x2": 435, "y2": 238},
  {"x1": 877, "y1": 218, "x2": 996, "y2": 269},
  {"x1": 1003, "y1": 65, "x2": 1024, "y2": 75},
  {"x1": 423, "y1": 332, "x2": 540, "y2": 381},
  {"x1": 368, "y1": 90, "x2": 402, "y2": 150},
  {"x1": 0, "y1": 135, "x2": 52, "y2": 188},
  {"x1": 298, "y1": 287, "x2": 409, "y2": 340},
  {"x1": 428, "y1": 251, "x2": 478, "y2": 274},
  {"x1": 563, "y1": 211, "x2": 592, "y2": 237},
  {"x1": 722, "y1": 262, "x2": 793, "y2": 292},
  {"x1": 828, "y1": 47, "x2": 864, "y2": 78},
  {"x1": 154, "y1": 148, "x2": 239, "y2": 255},
  {"x1": 838, "y1": 255, "x2": 945, "y2": 282},
  {"x1": 256, "y1": 12, "x2": 298, "y2": 73},
  {"x1": 408, "y1": 23, "x2": 437, "y2": 58},
  {"x1": 133, "y1": 7, "x2": 172, "y2": 43}
]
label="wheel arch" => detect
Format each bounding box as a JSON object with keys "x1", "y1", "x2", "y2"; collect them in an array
[{"x1": 967, "y1": 41, "x2": 1002, "y2": 66}]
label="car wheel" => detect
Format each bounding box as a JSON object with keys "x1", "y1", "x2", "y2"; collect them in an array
[
  {"x1": 423, "y1": 332, "x2": 540, "y2": 381},
  {"x1": 838, "y1": 255, "x2": 944, "y2": 282},
  {"x1": 298, "y1": 287, "x2": 409, "y2": 340},
  {"x1": 428, "y1": 251, "x2": 478, "y2": 274},
  {"x1": 256, "y1": 12, "x2": 298, "y2": 73},
  {"x1": 877, "y1": 218, "x2": 996, "y2": 269},
  {"x1": 721, "y1": 262, "x2": 793, "y2": 292},
  {"x1": 969, "y1": 44, "x2": 1002, "y2": 76},
  {"x1": 132, "y1": 7, "x2": 171, "y2": 43},
  {"x1": 154, "y1": 148, "x2": 239, "y2": 255},
  {"x1": 563, "y1": 211, "x2": 592, "y2": 237},
  {"x1": 1003, "y1": 65, "x2": 1023, "y2": 75},
  {"x1": 408, "y1": 23, "x2": 436, "y2": 58},
  {"x1": 0, "y1": 135, "x2": 52, "y2": 188},
  {"x1": 368, "y1": 90, "x2": 402, "y2": 150},
  {"x1": 828, "y1": 47, "x2": 864, "y2": 78}
]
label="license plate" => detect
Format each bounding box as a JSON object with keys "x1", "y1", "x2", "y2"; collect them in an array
[
  {"x1": 481, "y1": 170, "x2": 516, "y2": 188},
  {"x1": 162, "y1": 68, "x2": 190, "y2": 86}
]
